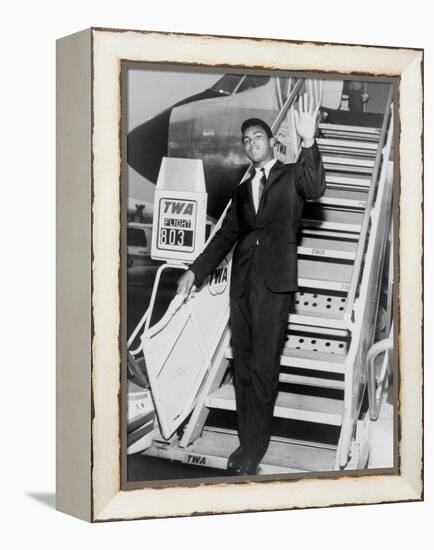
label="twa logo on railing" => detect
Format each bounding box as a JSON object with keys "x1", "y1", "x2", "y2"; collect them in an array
[
  {"x1": 208, "y1": 259, "x2": 229, "y2": 296},
  {"x1": 274, "y1": 132, "x2": 287, "y2": 162}
]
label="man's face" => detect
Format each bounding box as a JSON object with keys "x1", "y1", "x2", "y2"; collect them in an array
[{"x1": 242, "y1": 125, "x2": 274, "y2": 167}]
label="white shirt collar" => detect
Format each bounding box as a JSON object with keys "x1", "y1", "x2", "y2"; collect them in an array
[
  {"x1": 254, "y1": 158, "x2": 277, "y2": 179},
  {"x1": 240, "y1": 158, "x2": 277, "y2": 184}
]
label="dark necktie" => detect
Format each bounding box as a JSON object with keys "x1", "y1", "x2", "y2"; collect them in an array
[{"x1": 258, "y1": 168, "x2": 266, "y2": 206}]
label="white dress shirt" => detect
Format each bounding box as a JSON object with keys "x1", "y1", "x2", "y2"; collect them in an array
[{"x1": 251, "y1": 158, "x2": 277, "y2": 212}]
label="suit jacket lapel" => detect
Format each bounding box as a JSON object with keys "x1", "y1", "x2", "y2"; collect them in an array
[
  {"x1": 242, "y1": 166, "x2": 256, "y2": 215},
  {"x1": 262, "y1": 161, "x2": 284, "y2": 197},
  {"x1": 257, "y1": 160, "x2": 285, "y2": 216}
]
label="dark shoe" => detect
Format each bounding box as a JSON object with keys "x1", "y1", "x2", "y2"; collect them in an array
[
  {"x1": 227, "y1": 446, "x2": 244, "y2": 472},
  {"x1": 238, "y1": 456, "x2": 260, "y2": 476}
]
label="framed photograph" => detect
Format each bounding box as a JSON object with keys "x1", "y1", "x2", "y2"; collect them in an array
[{"x1": 56, "y1": 27, "x2": 423, "y2": 522}]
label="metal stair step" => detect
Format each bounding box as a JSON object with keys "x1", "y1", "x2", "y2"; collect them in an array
[
  {"x1": 304, "y1": 203, "x2": 364, "y2": 223},
  {"x1": 321, "y1": 132, "x2": 380, "y2": 142},
  {"x1": 311, "y1": 197, "x2": 366, "y2": 209},
  {"x1": 145, "y1": 428, "x2": 337, "y2": 474},
  {"x1": 317, "y1": 137, "x2": 379, "y2": 154},
  {"x1": 298, "y1": 246, "x2": 355, "y2": 261},
  {"x1": 318, "y1": 122, "x2": 381, "y2": 140},
  {"x1": 280, "y1": 347, "x2": 346, "y2": 374},
  {"x1": 226, "y1": 346, "x2": 346, "y2": 374},
  {"x1": 279, "y1": 372, "x2": 345, "y2": 390},
  {"x1": 298, "y1": 236, "x2": 357, "y2": 260},
  {"x1": 298, "y1": 259, "x2": 353, "y2": 290},
  {"x1": 194, "y1": 428, "x2": 337, "y2": 473},
  {"x1": 298, "y1": 235, "x2": 358, "y2": 252},
  {"x1": 324, "y1": 165, "x2": 373, "y2": 175},
  {"x1": 322, "y1": 154, "x2": 376, "y2": 167},
  {"x1": 206, "y1": 384, "x2": 344, "y2": 426},
  {"x1": 297, "y1": 278, "x2": 350, "y2": 292},
  {"x1": 288, "y1": 311, "x2": 347, "y2": 330},
  {"x1": 287, "y1": 323, "x2": 347, "y2": 338},
  {"x1": 325, "y1": 172, "x2": 372, "y2": 189},
  {"x1": 302, "y1": 202, "x2": 364, "y2": 232},
  {"x1": 292, "y1": 295, "x2": 348, "y2": 322},
  {"x1": 300, "y1": 227, "x2": 359, "y2": 241},
  {"x1": 320, "y1": 147, "x2": 377, "y2": 158},
  {"x1": 323, "y1": 157, "x2": 375, "y2": 175},
  {"x1": 311, "y1": 187, "x2": 368, "y2": 209},
  {"x1": 301, "y1": 219, "x2": 361, "y2": 233},
  {"x1": 316, "y1": 135, "x2": 378, "y2": 147}
]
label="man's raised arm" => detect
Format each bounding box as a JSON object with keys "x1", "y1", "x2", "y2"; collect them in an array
[{"x1": 293, "y1": 89, "x2": 326, "y2": 199}]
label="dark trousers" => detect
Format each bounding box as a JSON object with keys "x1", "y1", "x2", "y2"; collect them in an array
[{"x1": 230, "y1": 261, "x2": 292, "y2": 462}]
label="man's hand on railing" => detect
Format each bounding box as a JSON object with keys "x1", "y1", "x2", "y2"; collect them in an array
[{"x1": 177, "y1": 269, "x2": 196, "y2": 297}]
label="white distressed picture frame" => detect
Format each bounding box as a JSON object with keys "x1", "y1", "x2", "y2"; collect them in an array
[{"x1": 56, "y1": 27, "x2": 423, "y2": 522}]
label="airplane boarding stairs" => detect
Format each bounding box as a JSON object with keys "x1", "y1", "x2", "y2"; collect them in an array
[{"x1": 129, "y1": 84, "x2": 395, "y2": 474}]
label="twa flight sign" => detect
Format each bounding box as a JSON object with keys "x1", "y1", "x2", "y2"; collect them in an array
[{"x1": 151, "y1": 158, "x2": 207, "y2": 263}]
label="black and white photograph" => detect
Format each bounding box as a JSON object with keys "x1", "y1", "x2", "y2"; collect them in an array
[
  {"x1": 2, "y1": 0, "x2": 431, "y2": 539},
  {"x1": 54, "y1": 26, "x2": 423, "y2": 523},
  {"x1": 123, "y1": 66, "x2": 396, "y2": 484}
]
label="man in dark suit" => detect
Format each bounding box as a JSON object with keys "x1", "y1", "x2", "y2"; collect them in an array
[{"x1": 177, "y1": 94, "x2": 325, "y2": 475}]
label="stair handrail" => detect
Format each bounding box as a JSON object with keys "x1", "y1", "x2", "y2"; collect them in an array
[
  {"x1": 337, "y1": 113, "x2": 394, "y2": 468},
  {"x1": 127, "y1": 306, "x2": 151, "y2": 353},
  {"x1": 271, "y1": 79, "x2": 304, "y2": 136},
  {"x1": 367, "y1": 322, "x2": 394, "y2": 421},
  {"x1": 344, "y1": 87, "x2": 394, "y2": 329}
]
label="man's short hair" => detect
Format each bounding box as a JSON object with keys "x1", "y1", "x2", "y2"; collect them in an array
[{"x1": 241, "y1": 118, "x2": 273, "y2": 139}]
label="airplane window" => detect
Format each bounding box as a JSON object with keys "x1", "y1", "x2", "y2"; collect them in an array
[
  {"x1": 236, "y1": 75, "x2": 271, "y2": 93},
  {"x1": 128, "y1": 228, "x2": 147, "y2": 247},
  {"x1": 210, "y1": 74, "x2": 244, "y2": 95}
]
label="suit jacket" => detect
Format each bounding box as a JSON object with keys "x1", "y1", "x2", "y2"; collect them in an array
[{"x1": 190, "y1": 142, "x2": 326, "y2": 297}]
